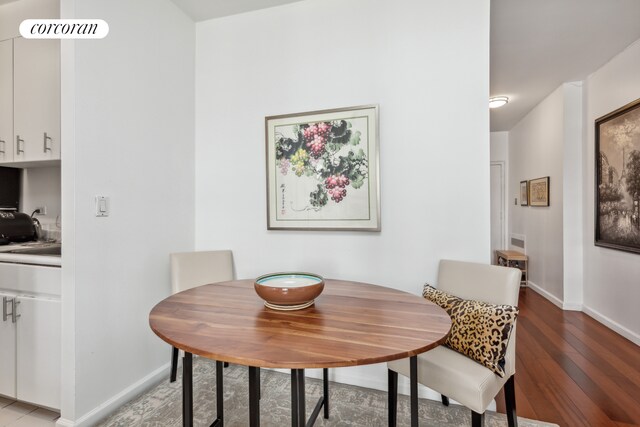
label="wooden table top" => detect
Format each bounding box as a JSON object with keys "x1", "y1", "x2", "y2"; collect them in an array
[{"x1": 149, "y1": 279, "x2": 451, "y2": 369}]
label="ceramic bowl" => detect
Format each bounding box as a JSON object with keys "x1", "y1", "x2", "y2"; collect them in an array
[{"x1": 254, "y1": 272, "x2": 324, "y2": 310}]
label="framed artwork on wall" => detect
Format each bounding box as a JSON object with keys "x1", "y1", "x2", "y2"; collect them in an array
[
  {"x1": 529, "y1": 176, "x2": 550, "y2": 207},
  {"x1": 595, "y1": 97, "x2": 640, "y2": 254},
  {"x1": 265, "y1": 105, "x2": 380, "y2": 231},
  {"x1": 520, "y1": 181, "x2": 529, "y2": 206}
]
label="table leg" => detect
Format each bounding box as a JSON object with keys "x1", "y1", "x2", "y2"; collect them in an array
[
  {"x1": 170, "y1": 346, "x2": 179, "y2": 382},
  {"x1": 210, "y1": 361, "x2": 224, "y2": 427},
  {"x1": 182, "y1": 352, "x2": 193, "y2": 427},
  {"x1": 388, "y1": 369, "x2": 398, "y2": 427},
  {"x1": 323, "y1": 368, "x2": 329, "y2": 419},
  {"x1": 291, "y1": 369, "x2": 298, "y2": 427},
  {"x1": 290, "y1": 369, "x2": 306, "y2": 427},
  {"x1": 249, "y1": 366, "x2": 260, "y2": 427},
  {"x1": 410, "y1": 355, "x2": 418, "y2": 427}
]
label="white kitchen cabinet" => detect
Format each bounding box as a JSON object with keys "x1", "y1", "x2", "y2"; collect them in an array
[
  {"x1": 0, "y1": 39, "x2": 13, "y2": 163},
  {"x1": 0, "y1": 292, "x2": 17, "y2": 399},
  {"x1": 16, "y1": 296, "x2": 61, "y2": 409},
  {"x1": 13, "y1": 37, "x2": 60, "y2": 163},
  {"x1": 0, "y1": 263, "x2": 61, "y2": 409}
]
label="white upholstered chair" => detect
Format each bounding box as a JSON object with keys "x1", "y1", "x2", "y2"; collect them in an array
[
  {"x1": 169, "y1": 250, "x2": 234, "y2": 382},
  {"x1": 387, "y1": 259, "x2": 521, "y2": 427}
]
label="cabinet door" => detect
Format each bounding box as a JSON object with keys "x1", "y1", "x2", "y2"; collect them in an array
[
  {"x1": 0, "y1": 292, "x2": 17, "y2": 399},
  {"x1": 0, "y1": 40, "x2": 13, "y2": 163},
  {"x1": 13, "y1": 37, "x2": 60, "y2": 162},
  {"x1": 15, "y1": 296, "x2": 60, "y2": 409}
]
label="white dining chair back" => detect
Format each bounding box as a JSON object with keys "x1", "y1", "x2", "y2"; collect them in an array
[
  {"x1": 436, "y1": 260, "x2": 520, "y2": 306},
  {"x1": 168, "y1": 250, "x2": 234, "y2": 383},
  {"x1": 170, "y1": 250, "x2": 234, "y2": 294}
]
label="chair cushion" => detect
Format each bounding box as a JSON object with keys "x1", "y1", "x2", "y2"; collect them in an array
[
  {"x1": 387, "y1": 346, "x2": 509, "y2": 414},
  {"x1": 423, "y1": 284, "x2": 518, "y2": 377}
]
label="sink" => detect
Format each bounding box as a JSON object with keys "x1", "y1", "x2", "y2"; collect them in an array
[{"x1": 7, "y1": 244, "x2": 61, "y2": 256}]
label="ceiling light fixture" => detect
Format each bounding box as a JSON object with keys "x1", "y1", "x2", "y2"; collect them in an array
[{"x1": 489, "y1": 96, "x2": 509, "y2": 109}]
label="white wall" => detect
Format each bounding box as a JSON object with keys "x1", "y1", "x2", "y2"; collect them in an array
[
  {"x1": 491, "y1": 131, "x2": 509, "y2": 163},
  {"x1": 508, "y1": 86, "x2": 565, "y2": 303},
  {"x1": 59, "y1": 0, "x2": 195, "y2": 424},
  {"x1": 195, "y1": 0, "x2": 490, "y2": 392},
  {"x1": 583, "y1": 39, "x2": 640, "y2": 344},
  {"x1": 21, "y1": 166, "x2": 61, "y2": 233},
  {"x1": 561, "y1": 82, "x2": 584, "y2": 310}
]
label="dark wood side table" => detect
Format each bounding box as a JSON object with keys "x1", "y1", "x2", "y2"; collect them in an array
[{"x1": 149, "y1": 279, "x2": 451, "y2": 427}]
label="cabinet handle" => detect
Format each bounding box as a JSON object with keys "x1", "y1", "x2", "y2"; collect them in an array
[
  {"x1": 11, "y1": 299, "x2": 20, "y2": 323},
  {"x1": 16, "y1": 135, "x2": 24, "y2": 155},
  {"x1": 3, "y1": 296, "x2": 13, "y2": 322},
  {"x1": 0, "y1": 139, "x2": 5, "y2": 154},
  {"x1": 44, "y1": 132, "x2": 52, "y2": 153}
]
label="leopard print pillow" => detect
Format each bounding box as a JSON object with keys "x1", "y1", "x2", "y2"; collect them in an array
[{"x1": 423, "y1": 284, "x2": 519, "y2": 377}]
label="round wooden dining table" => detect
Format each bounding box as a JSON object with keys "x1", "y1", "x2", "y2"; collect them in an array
[{"x1": 149, "y1": 279, "x2": 451, "y2": 427}]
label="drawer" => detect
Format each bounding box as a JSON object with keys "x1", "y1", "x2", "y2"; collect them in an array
[{"x1": 0, "y1": 262, "x2": 61, "y2": 296}]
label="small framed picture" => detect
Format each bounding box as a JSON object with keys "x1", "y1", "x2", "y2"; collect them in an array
[
  {"x1": 529, "y1": 176, "x2": 550, "y2": 207},
  {"x1": 520, "y1": 181, "x2": 529, "y2": 206}
]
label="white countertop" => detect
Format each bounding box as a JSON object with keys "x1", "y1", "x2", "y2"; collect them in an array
[
  {"x1": 0, "y1": 252, "x2": 61, "y2": 267},
  {"x1": 0, "y1": 242, "x2": 61, "y2": 267}
]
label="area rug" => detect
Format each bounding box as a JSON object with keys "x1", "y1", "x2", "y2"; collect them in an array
[{"x1": 98, "y1": 358, "x2": 557, "y2": 427}]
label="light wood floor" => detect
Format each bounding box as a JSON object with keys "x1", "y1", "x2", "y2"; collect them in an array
[{"x1": 495, "y1": 288, "x2": 640, "y2": 427}]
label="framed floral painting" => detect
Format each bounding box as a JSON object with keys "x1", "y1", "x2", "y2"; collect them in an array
[
  {"x1": 265, "y1": 105, "x2": 380, "y2": 231},
  {"x1": 595, "y1": 98, "x2": 640, "y2": 254}
]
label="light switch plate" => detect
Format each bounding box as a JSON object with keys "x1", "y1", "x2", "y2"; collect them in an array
[{"x1": 95, "y1": 196, "x2": 109, "y2": 217}]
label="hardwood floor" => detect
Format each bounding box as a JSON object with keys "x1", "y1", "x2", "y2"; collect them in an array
[{"x1": 495, "y1": 288, "x2": 640, "y2": 427}]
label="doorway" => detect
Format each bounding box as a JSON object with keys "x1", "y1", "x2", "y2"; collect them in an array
[{"x1": 490, "y1": 161, "x2": 506, "y2": 261}]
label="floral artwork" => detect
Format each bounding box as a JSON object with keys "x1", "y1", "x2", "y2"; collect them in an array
[
  {"x1": 596, "y1": 98, "x2": 640, "y2": 254},
  {"x1": 266, "y1": 105, "x2": 379, "y2": 230},
  {"x1": 277, "y1": 121, "x2": 367, "y2": 206}
]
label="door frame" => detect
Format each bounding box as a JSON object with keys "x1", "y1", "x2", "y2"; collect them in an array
[{"x1": 490, "y1": 161, "x2": 508, "y2": 254}]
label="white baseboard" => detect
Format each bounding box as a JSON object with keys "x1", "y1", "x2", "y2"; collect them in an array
[
  {"x1": 582, "y1": 305, "x2": 640, "y2": 346},
  {"x1": 271, "y1": 364, "x2": 438, "y2": 400},
  {"x1": 527, "y1": 282, "x2": 638, "y2": 345},
  {"x1": 562, "y1": 302, "x2": 583, "y2": 311},
  {"x1": 271, "y1": 365, "x2": 392, "y2": 394},
  {"x1": 526, "y1": 281, "x2": 564, "y2": 309},
  {"x1": 57, "y1": 362, "x2": 170, "y2": 427}
]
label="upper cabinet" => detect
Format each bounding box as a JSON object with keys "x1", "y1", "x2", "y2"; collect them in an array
[
  {"x1": 13, "y1": 37, "x2": 60, "y2": 164},
  {"x1": 0, "y1": 39, "x2": 12, "y2": 163},
  {"x1": 0, "y1": 0, "x2": 61, "y2": 168}
]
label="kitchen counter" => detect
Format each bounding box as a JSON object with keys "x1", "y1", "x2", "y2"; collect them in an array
[{"x1": 0, "y1": 242, "x2": 61, "y2": 267}]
